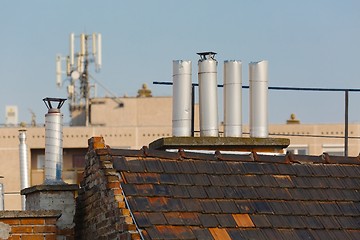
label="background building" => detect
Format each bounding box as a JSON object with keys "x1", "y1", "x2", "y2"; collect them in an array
[{"x1": 0, "y1": 86, "x2": 359, "y2": 210}]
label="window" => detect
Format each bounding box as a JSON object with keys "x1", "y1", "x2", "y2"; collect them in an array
[
  {"x1": 286, "y1": 145, "x2": 308, "y2": 155},
  {"x1": 322, "y1": 145, "x2": 344, "y2": 156},
  {"x1": 37, "y1": 155, "x2": 45, "y2": 169}
]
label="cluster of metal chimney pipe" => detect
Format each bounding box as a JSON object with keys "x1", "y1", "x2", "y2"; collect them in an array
[{"x1": 172, "y1": 52, "x2": 268, "y2": 138}]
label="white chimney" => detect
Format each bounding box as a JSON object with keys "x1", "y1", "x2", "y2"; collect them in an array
[
  {"x1": 172, "y1": 60, "x2": 192, "y2": 137},
  {"x1": 224, "y1": 60, "x2": 242, "y2": 137},
  {"x1": 198, "y1": 52, "x2": 219, "y2": 137},
  {"x1": 19, "y1": 129, "x2": 29, "y2": 210},
  {"x1": 249, "y1": 60, "x2": 269, "y2": 138},
  {"x1": 43, "y1": 98, "x2": 66, "y2": 184}
]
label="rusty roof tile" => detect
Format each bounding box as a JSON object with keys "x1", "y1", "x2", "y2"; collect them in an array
[
  {"x1": 188, "y1": 186, "x2": 207, "y2": 198},
  {"x1": 112, "y1": 156, "x2": 129, "y2": 171},
  {"x1": 337, "y1": 202, "x2": 360, "y2": 216},
  {"x1": 317, "y1": 216, "x2": 341, "y2": 229},
  {"x1": 242, "y1": 175, "x2": 264, "y2": 187},
  {"x1": 209, "y1": 227, "x2": 232, "y2": 240},
  {"x1": 193, "y1": 160, "x2": 215, "y2": 174},
  {"x1": 347, "y1": 230, "x2": 360, "y2": 239},
  {"x1": 169, "y1": 185, "x2": 190, "y2": 198},
  {"x1": 278, "y1": 229, "x2": 303, "y2": 240},
  {"x1": 159, "y1": 173, "x2": 177, "y2": 184},
  {"x1": 255, "y1": 187, "x2": 277, "y2": 200},
  {"x1": 243, "y1": 162, "x2": 264, "y2": 174},
  {"x1": 133, "y1": 212, "x2": 151, "y2": 228},
  {"x1": 191, "y1": 227, "x2": 213, "y2": 239},
  {"x1": 234, "y1": 200, "x2": 255, "y2": 214},
  {"x1": 153, "y1": 185, "x2": 171, "y2": 197},
  {"x1": 181, "y1": 198, "x2": 202, "y2": 212},
  {"x1": 293, "y1": 229, "x2": 317, "y2": 240},
  {"x1": 215, "y1": 214, "x2": 237, "y2": 228},
  {"x1": 267, "y1": 201, "x2": 292, "y2": 215},
  {"x1": 208, "y1": 174, "x2": 227, "y2": 187},
  {"x1": 217, "y1": 200, "x2": 239, "y2": 214},
  {"x1": 205, "y1": 186, "x2": 225, "y2": 199},
  {"x1": 250, "y1": 214, "x2": 272, "y2": 228},
  {"x1": 163, "y1": 212, "x2": 185, "y2": 226},
  {"x1": 260, "y1": 163, "x2": 281, "y2": 175},
  {"x1": 286, "y1": 201, "x2": 307, "y2": 215},
  {"x1": 258, "y1": 175, "x2": 279, "y2": 187},
  {"x1": 177, "y1": 160, "x2": 198, "y2": 174},
  {"x1": 122, "y1": 172, "x2": 160, "y2": 184},
  {"x1": 143, "y1": 146, "x2": 180, "y2": 160},
  {"x1": 192, "y1": 174, "x2": 211, "y2": 186},
  {"x1": 271, "y1": 187, "x2": 292, "y2": 200},
  {"x1": 199, "y1": 214, "x2": 219, "y2": 228},
  {"x1": 240, "y1": 229, "x2": 268, "y2": 240},
  {"x1": 143, "y1": 158, "x2": 164, "y2": 173},
  {"x1": 236, "y1": 187, "x2": 259, "y2": 199},
  {"x1": 222, "y1": 187, "x2": 242, "y2": 199},
  {"x1": 200, "y1": 199, "x2": 222, "y2": 214},
  {"x1": 302, "y1": 216, "x2": 324, "y2": 229},
  {"x1": 261, "y1": 229, "x2": 282, "y2": 240},
  {"x1": 127, "y1": 196, "x2": 151, "y2": 212},
  {"x1": 276, "y1": 163, "x2": 296, "y2": 175},
  {"x1": 147, "y1": 212, "x2": 167, "y2": 225},
  {"x1": 125, "y1": 158, "x2": 146, "y2": 172},
  {"x1": 179, "y1": 212, "x2": 201, "y2": 226},
  {"x1": 110, "y1": 148, "x2": 144, "y2": 157},
  {"x1": 174, "y1": 174, "x2": 194, "y2": 186},
  {"x1": 147, "y1": 197, "x2": 169, "y2": 212},
  {"x1": 232, "y1": 214, "x2": 255, "y2": 227},
  {"x1": 167, "y1": 198, "x2": 187, "y2": 212},
  {"x1": 155, "y1": 225, "x2": 195, "y2": 239},
  {"x1": 161, "y1": 160, "x2": 181, "y2": 173},
  {"x1": 210, "y1": 161, "x2": 233, "y2": 174}
]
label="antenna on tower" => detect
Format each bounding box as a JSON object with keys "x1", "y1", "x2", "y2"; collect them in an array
[{"x1": 56, "y1": 32, "x2": 102, "y2": 126}]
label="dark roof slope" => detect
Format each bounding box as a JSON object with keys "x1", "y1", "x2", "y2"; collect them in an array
[{"x1": 109, "y1": 147, "x2": 360, "y2": 240}]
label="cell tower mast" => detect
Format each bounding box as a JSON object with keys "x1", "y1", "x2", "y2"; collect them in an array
[{"x1": 56, "y1": 32, "x2": 102, "y2": 126}]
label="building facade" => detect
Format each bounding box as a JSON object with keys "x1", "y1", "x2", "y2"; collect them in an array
[{"x1": 0, "y1": 94, "x2": 359, "y2": 210}]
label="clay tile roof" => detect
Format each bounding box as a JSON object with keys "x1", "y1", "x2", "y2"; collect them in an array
[{"x1": 99, "y1": 142, "x2": 360, "y2": 239}]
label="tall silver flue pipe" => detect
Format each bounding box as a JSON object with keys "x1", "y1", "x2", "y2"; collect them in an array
[
  {"x1": 0, "y1": 183, "x2": 4, "y2": 210},
  {"x1": 249, "y1": 60, "x2": 269, "y2": 138},
  {"x1": 224, "y1": 60, "x2": 242, "y2": 137},
  {"x1": 198, "y1": 52, "x2": 219, "y2": 137},
  {"x1": 19, "y1": 129, "x2": 29, "y2": 210},
  {"x1": 43, "y1": 98, "x2": 66, "y2": 184},
  {"x1": 172, "y1": 60, "x2": 192, "y2": 137}
]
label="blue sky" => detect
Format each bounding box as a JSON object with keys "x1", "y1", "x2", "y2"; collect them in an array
[{"x1": 0, "y1": 1, "x2": 359, "y2": 125}]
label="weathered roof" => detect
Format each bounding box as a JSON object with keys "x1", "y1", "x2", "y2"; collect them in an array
[{"x1": 107, "y1": 146, "x2": 360, "y2": 240}]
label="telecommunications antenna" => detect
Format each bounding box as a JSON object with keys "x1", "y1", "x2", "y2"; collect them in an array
[{"x1": 56, "y1": 32, "x2": 102, "y2": 126}]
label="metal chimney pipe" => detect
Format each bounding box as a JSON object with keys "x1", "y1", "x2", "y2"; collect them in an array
[
  {"x1": 224, "y1": 60, "x2": 242, "y2": 137},
  {"x1": 0, "y1": 183, "x2": 4, "y2": 210},
  {"x1": 43, "y1": 98, "x2": 66, "y2": 184},
  {"x1": 18, "y1": 129, "x2": 29, "y2": 210},
  {"x1": 172, "y1": 60, "x2": 192, "y2": 137},
  {"x1": 249, "y1": 60, "x2": 269, "y2": 138},
  {"x1": 198, "y1": 52, "x2": 219, "y2": 137}
]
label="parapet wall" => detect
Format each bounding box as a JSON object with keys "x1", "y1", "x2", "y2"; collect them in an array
[{"x1": 0, "y1": 210, "x2": 60, "y2": 239}]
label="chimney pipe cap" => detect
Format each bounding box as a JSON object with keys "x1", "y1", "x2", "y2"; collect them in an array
[{"x1": 43, "y1": 97, "x2": 67, "y2": 110}]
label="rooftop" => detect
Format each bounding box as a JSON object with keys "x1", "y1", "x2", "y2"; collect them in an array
[{"x1": 88, "y1": 136, "x2": 360, "y2": 240}]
